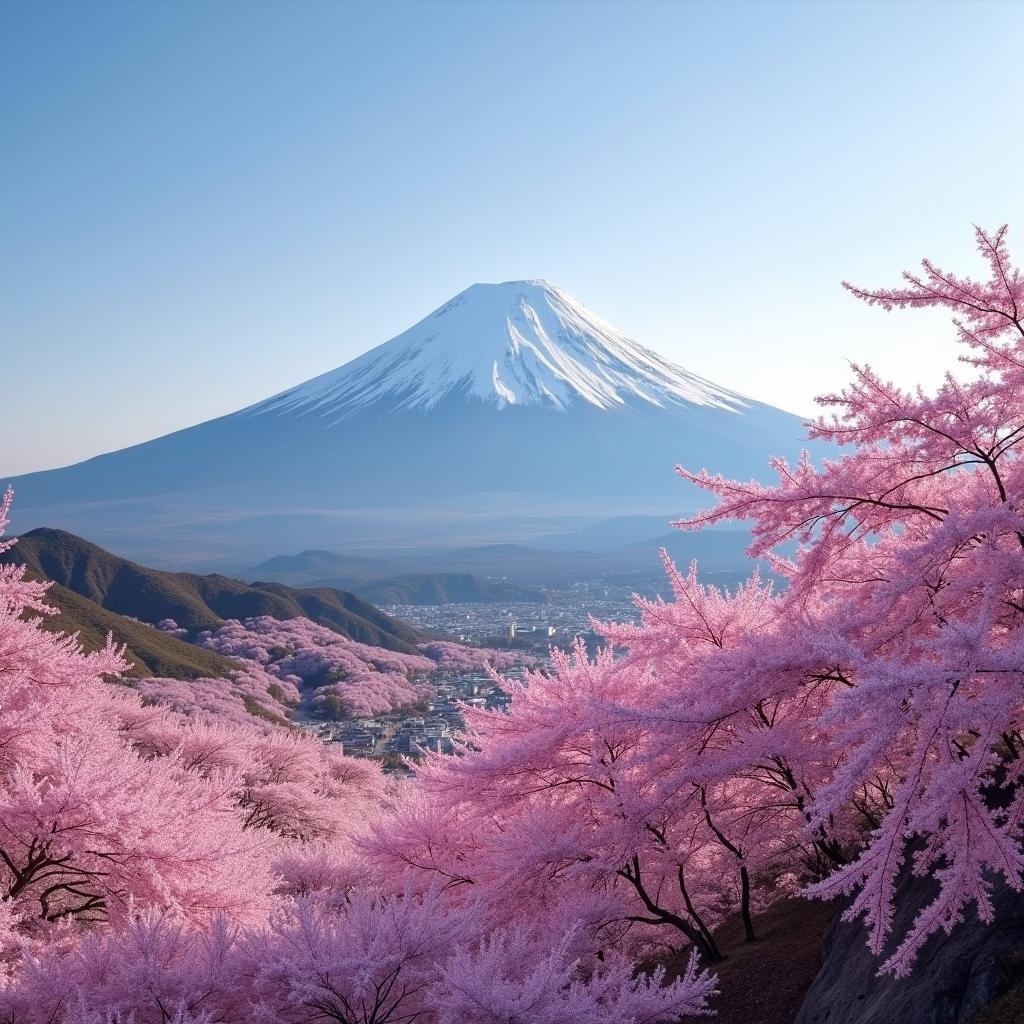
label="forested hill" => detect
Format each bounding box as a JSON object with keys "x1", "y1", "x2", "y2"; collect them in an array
[
  {"x1": 7, "y1": 528, "x2": 422, "y2": 653},
  {"x1": 28, "y1": 582, "x2": 242, "y2": 679}
]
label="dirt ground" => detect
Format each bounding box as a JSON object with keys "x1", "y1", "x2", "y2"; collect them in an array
[{"x1": 663, "y1": 898, "x2": 837, "y2": 1024}]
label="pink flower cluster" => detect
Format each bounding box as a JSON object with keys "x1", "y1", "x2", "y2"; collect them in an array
[
  {"x1": 156, "y1": 617, "x2": 188, "y2": 638},
  {"x1": 137, "y1": 665, "x2": 301, "y2": 727},
  {"x1": 182, "y1": 616, "x2": 524, "y2": 719},
  {"x1": 197, "y1": 615, "x2": 436, "y2": 717},
  {"x1": 417, "y1": 639, "x2": 525, "y2": 673}
]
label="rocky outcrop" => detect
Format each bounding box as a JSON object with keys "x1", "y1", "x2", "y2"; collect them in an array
[{"x1": 795, "y1": 874, "x2": 1024, "y2": 1024}]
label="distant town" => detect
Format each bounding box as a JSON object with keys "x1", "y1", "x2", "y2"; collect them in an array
[
  {"x1": 382, "y1": 578, "x2": 647, "y2": 648},
  {"x1": 300, "y1": 579, "x2": 647, "y2": 773},
  {"x1": 301, "y1": 667, "x2": 516, "y2": 772}
]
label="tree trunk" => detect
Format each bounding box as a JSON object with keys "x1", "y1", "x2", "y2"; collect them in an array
[{"x1": 740, "y1": 864, "x2": 756, "y2": 942}]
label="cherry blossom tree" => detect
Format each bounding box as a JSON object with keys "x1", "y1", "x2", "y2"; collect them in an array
[
  {"x1": 416, "y1": 640, "x2": 526, "y2": 674},
  {"x1": 3, "y1": 889, "x2": 716, "y2": 1024},
  {"x1": 672, "y1": 224, "x2": 1024, "y2": 974},
  {"x1": 371, "y1": 598, "x2": 813, "y2": 966},
  {"x1": 136, "y1": 666, "x2": 301, "y2": 727},
  {"x1": 0, "y1": 491, "x2": 276, "y2": 940},
  {"x1": 435, "y1": 925, "x2": 715, "y2": 1024}
]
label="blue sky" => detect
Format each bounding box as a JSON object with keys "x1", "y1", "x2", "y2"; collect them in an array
[{"x1": 3, "y1": 0, "x2": 1023, "y2": 476}]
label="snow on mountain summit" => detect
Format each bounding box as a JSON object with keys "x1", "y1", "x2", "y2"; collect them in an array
[{"x1": 253, "y1": 280, "x2": 749, "y2": 420}]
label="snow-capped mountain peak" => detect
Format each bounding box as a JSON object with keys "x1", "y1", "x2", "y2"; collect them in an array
[
  {"x1": 9, "y1": 280, "x2": 812, "y2": 561},
  {"x1": 253, "y1": 280, "x2": 749, "y2": 420}
]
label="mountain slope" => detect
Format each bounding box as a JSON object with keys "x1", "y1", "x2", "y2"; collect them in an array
[
  {"x1": 246, "y1": 530, "x2": 763, "y2": 589},
  {"x1": 242, "y1": 550, "x2": 392, "y2": 588},
  {"x1": 4, "y1": 281, "x2": 814, "y2": 563},
  {"x1": 30, "y1": 583, "x2": 241, "y2": 679},
  {"x1": 6, "y1": 529, "x2": 422, "y2": 653},
  {"x1": 354, "y1": 573, "x2": 547, "y2": 606}
]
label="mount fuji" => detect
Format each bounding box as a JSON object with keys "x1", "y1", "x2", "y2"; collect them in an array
[{"x1": 6, "y1": 281, "x2": 812, "y2": 564}]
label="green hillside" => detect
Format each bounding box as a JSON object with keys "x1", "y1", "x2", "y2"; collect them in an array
[
  {"x1": 7, "y1": 528, "x2": 422, "y2": 653},
  {"x1": 29, "y1": 582, "x2": 241, "y2": 679}
]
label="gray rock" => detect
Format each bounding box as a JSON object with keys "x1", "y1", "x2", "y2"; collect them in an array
[{"x1": 795, "y1": 870, "x2": 1024, "y2": 1024}]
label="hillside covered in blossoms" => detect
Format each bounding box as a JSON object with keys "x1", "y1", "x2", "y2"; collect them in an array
[{"x1": 146, "y1": 614, "x2": 522, "y2": 723}]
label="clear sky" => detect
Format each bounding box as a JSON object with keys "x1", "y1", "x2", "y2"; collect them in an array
[{"x1": 3, "y1": 0, "x2": 1023, "y2": 476}]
